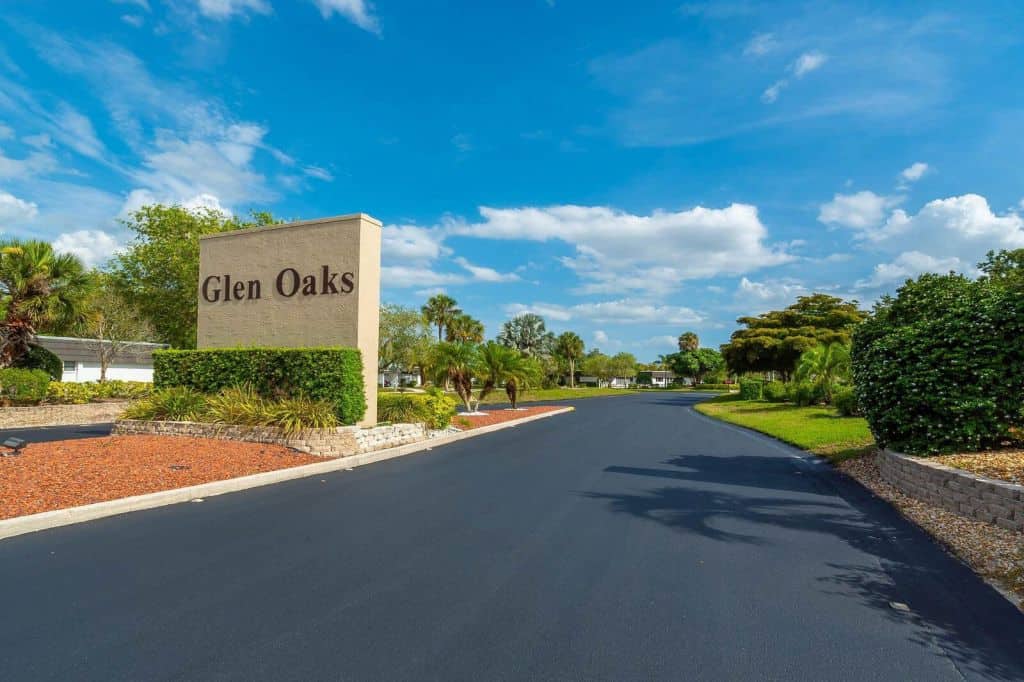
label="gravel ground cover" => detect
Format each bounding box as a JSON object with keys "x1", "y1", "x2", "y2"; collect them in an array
[
  {"x1": 454, "y1": 405, "x2": 567, "y2": 429},
  {"x1": 0, "y1": 436, "x2": 320, "y2": 520},
  {"x1": 840, "y1": 455, "x2": 1024, "y2": 608},
  {"x1": 930, "y1": 450, "x2": 1024, "y2": 486}
]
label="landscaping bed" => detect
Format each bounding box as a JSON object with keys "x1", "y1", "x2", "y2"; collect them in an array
[
  {"x1": 454, "y1": 405, "x2": 567, "y2": 429},
  {"x1": 0, "y1": 435, "x2": 320, "y2": 520},
  {"x1": 930, "y1": 450, "x2": 1024, "y2": 486}
]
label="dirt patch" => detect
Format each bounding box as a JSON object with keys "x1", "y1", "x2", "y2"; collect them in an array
[
  {"x1": 453, "y1": 405, "x2": 566, "y2": 430},
  {"x1": 0, "y1": 435, "x2": 321, "y2": 520},
  {"x1": 840, "y1": 455, "x2": 1024, "y2": 608},
  {"x1": 931, "y1": 450, "x2": 1024, "y2": 486}
]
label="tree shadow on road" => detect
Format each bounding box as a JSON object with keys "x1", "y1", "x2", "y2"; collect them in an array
[{"x1": 586, "y1": 455, "x2": 1024, "y2": 680}]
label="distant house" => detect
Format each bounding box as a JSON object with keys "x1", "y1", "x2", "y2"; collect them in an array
[
  {"x1": 636, "y1": 369, "x2": 676, "y2": 388},
  {"x1": 37, "y1": 335, "x2": 168, "y2": 383},
  {"x1": 378, "y1": 367, "x2": 422, "y2": 388},
  {"x1": 572, "y1": 373, "x2": 635, "y2": 389}
]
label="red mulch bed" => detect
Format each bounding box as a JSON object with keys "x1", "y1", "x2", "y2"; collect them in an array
[
  {"x1": 0, "y1": 435, "x2": 321, "y2": 520},
  {"x1": 453, "y1": 405, "x2": 565, "y2": 430}
]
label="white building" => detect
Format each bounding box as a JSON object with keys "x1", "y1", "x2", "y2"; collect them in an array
[{"x1": 37, "y1": 335, "x2": 168, "y2": 383}]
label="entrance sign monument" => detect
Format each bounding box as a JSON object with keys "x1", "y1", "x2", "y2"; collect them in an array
[{"x1": 197, "y1": 213, "x2": 381, "y2": 425}]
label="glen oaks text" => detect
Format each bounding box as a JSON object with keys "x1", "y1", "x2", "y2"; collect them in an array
[{"x1": 201, "y1": 266, "x2": 356, "y2": 303}]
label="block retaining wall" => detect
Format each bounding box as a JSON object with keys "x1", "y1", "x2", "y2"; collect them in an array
[
  {"x1": 878, "y1": 449, "x2": 1024, "y2": 533},
  {"x1": 113, "y1": 420, "x2": 434, "y2": 458},
  {"x1": 0, "y1": 402, "x2": 128, "y2": 428}
]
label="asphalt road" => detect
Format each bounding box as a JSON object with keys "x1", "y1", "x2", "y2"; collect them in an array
[
  {"x1": 0, "y1": 421, "x2": 113, "y2": 443},
  {"x1": 2, "y1": 392, "x2": 1022, "y2": 680}
]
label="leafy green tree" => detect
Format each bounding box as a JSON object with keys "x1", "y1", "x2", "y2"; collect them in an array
[
  {"x1": 609, "y1": 352, "x2": 638, "y2": 380},
  {"x1": 497, "y1": 313, "x2": 550, "y2": 356},
  {"x1": 0, "y1": 239, "x2": 90, "y2": 366},
  {"x1": 721, "y1": 294, "x2": 866, "y2": 381},
  {"x1": 978, "y1": 248, "x2": 1024, "y2": 288},
  {"x1": 677, "y1": 331, "x2": 699, "y2": 353},
  {"x1": 77, "y1": 275, "x2": 155, "y2": 382},
  {"x1": 670, "y1": 347, "x2": 724, "y2": 386},
  {"x1": 430, "y1": 341, "x2": 479, "y2": 412},
  {"x1": 794, "y1": 343, "x2": 851, "y2": 402},
  {"x1": 379, "y1": 304, "x2": 433, "y2": 382},
  {"x1": 110, "y1": 205, "x2": 279, "y2": 348},
  {"x1": 421, "y1": 294, "x2": 461, "y2": 342},
  {"x1": 554, "y1": 331, "x2": 585, "y2": 388},
  {"x1": 582, "y1": 351, "x2": 612, "y2": 385},
  {"x1": 445, "y1": 312, "x2": 485, "y2": 343}
]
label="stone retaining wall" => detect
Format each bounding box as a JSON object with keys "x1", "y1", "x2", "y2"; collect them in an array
[
  {"x1": 113, "y1": 419, "x2": 432, "y2": 458},
  {"x1": 0, "y1": 402, "x2": 128, "y2": 428},
  {"x1": 878, "y1": 449, "x2": 1024, "y2": 532}
]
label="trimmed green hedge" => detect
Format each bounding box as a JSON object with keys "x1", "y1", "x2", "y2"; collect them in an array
[
  {"x1": 0, "y1": 368, "x2": 50, "y2": 405},
  {"x1": 378, "y1": 390, "x2": 456, "y2": 429},
  {"x1": 47, "y1": 381, "x2": 152, "y2": 404},
  {"x1": 738, "y1": 378, "x2": 763, "y2": 400},
  {"x1": 154, "y1": 347, "x2": 366, "y2": 425},
  {"x1": 14, "y1": 345, "x2": 63, "y2": 381}
]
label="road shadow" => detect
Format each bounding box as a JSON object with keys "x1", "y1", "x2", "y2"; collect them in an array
[{"x1": 587, "y1": 454, "x2": 1024, "y2": 679}]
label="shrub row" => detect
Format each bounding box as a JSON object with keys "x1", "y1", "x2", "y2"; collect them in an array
[
  {"x1": 738, "y1": 379, "x2": 763, "y2": 400},
  {"x1": 13, "y1": 345, "x2": 63, "y2": 380},
  {"x1": 378, "y1": 390, "x2": 457, "y2": 429},
  {"x1": 122, "y1": 385, "x2": 339, "y2": 435},
  {"x1": 46, "y1": 380, "x2": 153, "y2": 404},
  {"x1": 694, "y1": 383, "x2": 735, "y2": 391},
  {"x1": 155, "y1": 347, "x2": 366, "y2": 425},
  {"x1": 0, "y1": 368, "x2": 51, "y2": 405}
]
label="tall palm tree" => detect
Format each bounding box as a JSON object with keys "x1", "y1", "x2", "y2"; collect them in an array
[
  {"x1": 421, "y1": 294, "x2": 460, "y2": 342},
  {"x1": 678, "y1": 331, "x2": 699, "y2": 353},
  {"x1": 795, "y1": 342, "x2": 851, "y2": 402},
  {"x1": 445, "y1": 313, "x2": 485, "y2": 343},
  {"x1": 0, "y1": 240, "x2": 90, "y2": 366},
  {"x1": 430, "y1": 341, "x2": 479, "y2": 412},
  {"x1": 555, "y1": 331, "x2": 585, "y2": 388}
]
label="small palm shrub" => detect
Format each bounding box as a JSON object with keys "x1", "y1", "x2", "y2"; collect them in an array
[
  {"x1": 832, "y1": 386, "x2": 860, "y2": 416},
  {"x1": 738, "y1": 379, "x2": 763, "y2": 400},
  {"x1": 205, "y1": 384, "x2": 268, "y2": 425},
  {"x1": 378, "y1": 393, "x2": 427, "y2": 424},
  {"x1": 122, "y1": 386, "x2": 207, "y2": 421},
  {"x1": 263, "y1": 397, "x2": 338, "y2": 435},
  {"x1": 762, "y1": 381, "x2": 787, "y2": 402}
]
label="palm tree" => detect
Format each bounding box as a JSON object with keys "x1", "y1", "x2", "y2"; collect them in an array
[
  {"x1": 445, "y1": 313, "x2": 485, "y2": 343},
  {"x1": 0, "y1": 240, "x2": 90, "y2": 366},
  {"x1": 421, "y1": 294, "x2": 460, "y2": 342},
  {"x1": 678, "y1": 331, "x2": 699, "y2": 353},
  {"x1": 430, "y1": 341, "x2": 479, "y2": 412},
  {"x1": 555, "y1": 331, "x2": 585, "y2": 388},
  {"x1": 477, "y1": 342, "x2": 541, "y2": 409},
  {"x1": 794, "y1": 343, "x2": 851, "y2": 403},
  {"x1": 496, "y1": 313, "x2": 548, "y2": 356}
]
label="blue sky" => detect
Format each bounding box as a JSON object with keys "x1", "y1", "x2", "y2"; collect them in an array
[{"x1": 2, "y1": 0, "x2": 1023, "y2": 358}]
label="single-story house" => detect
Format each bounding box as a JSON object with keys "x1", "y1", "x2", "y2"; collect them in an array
[
  {"x1": 37, "y1": 335, "x2": 168, "y2": 383},
  {"x1": 573, "y1": 374, "x2": 635, "y2": 389},
  {"x1": 378, "y1": 368, "x2": 422, "y2": 388},
  {"x1": 636, "y1": 370, "x2": 677, "y2": 387}
]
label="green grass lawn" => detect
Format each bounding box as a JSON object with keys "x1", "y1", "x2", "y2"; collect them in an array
[
  {"x1": 477, "y1": 386, "x2": 640, "y2": 404},
  {"x1": 695, "y1": 395, "x2": 875, "y2": 463}
]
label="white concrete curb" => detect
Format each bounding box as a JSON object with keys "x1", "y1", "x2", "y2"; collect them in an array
[{"x1": 0, "y1": 406, "x2": 574, "y2": 542}]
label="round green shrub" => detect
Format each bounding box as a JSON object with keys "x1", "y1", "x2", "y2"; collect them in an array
[
  {"x1": 0, "y1": 368, "x2": 50, "y2": 405},
  {"x1": 787, "y1": 381, "x2": 823, "y2": 407},
  {"x1": 738, "y1": 379, "x2": 763, "y2": 400},
  {"x1": 832, "y1": 386, "x2": 860, "y2": 417},
  {"x1": 852, "y1": 273, "x2": 1024, "y2": 454},
  {"x1": 13, "y1": 345, "x2": 62, "y2": 381},
  {"x1": 762, "y1": 381, "x2": 787, "y2": 402}
]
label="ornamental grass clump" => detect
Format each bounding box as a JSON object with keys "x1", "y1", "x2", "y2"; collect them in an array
[
  {"x1": 122, "y1": 386, "x2": 207, "y2": 421},
  {"x1": 852, "y1": 260, "x2": 1024, "y2": 455}
]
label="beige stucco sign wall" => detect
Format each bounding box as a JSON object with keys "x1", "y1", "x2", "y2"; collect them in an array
[{"x1": 197, "y1": 213, "x2": 381, "y2": 425}]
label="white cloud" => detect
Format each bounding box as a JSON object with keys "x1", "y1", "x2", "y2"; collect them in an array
[
  {"x1": 302, "y1": 165, "x2": 333, "y2": 181},
  {"x1": 452, "y1": 257, "x2": 520, "y2": 282},
  {"x1": 52, "y1": 230, "x2": 123, "y2": 268},
  {"x1": 450, "y1": 203, "x2": 792, "y2": 295},
  {"x1": 793, "y1": 51, "x2": 827, "y2": 77},
  {"x1": 381, "y1": 265, "x2": 466, "y2": 289},
  {"x1": 111, "y1": 0, "x2": 151, "y2": 9},
  {"x1": 643, "y1": 335, "x2": 679, "y2": 349},
  {"x1": 0, "y1": 124, "x2": 13, "y2": 140},
  {"x1": 451, "y1": 133, "x2": 472, "y2": 152},
  {"x1": 818, "y1": 191, "x2": 901, "y2": 229},
  {"x1": 744, "y1": 33, "x2": 777, "y2": 57},
  {"x1": 0, "y1": 147, "x2": 57, "y2": 179},
  {"x1": 311, "y1": 0, "x2": 380, "y2": 34},
  {"x1": 505, "y1": 299, "x2": 705, "y2": 326},
  {"x1": 54, "y1": 105, "x2": 106, "y2": 160},
  {"x1": 119, "y1": 188, "x2": 228, "y2": 218},
  {"x1": 734, "y1": 276, "x2": 809, "y2": 312},
  {"x1": 900, "y1": 161, "x2": 929, "y2": 183},
  {"x1": 121, "y1": 14, "x2": 145, "y2": 27},
  {"x1": 594, "y1": 330, "x2": 609, "y2": 344},
  {"x1": 761, "y1": 81, "x2": 784, "y2": 104},
  {"x1": 855, "y1": 251, "x2": 962, "y2": 289},
  {"x1": 381, "y1": 224, "x2": 447, "y2": 262},
  {"x1": 0, "y1": 190, "x2": 39, "y2": 226},
  {"x1": 196, "y1": 0, "x2": 271, "y2": 20}
]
